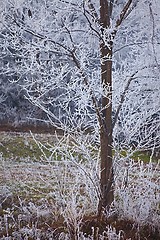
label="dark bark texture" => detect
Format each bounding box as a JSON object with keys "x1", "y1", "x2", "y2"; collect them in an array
[
  {"x1": 99, "y1": 0, "x2": 114, "y2": 214},
  {"x1": 98, "y1": 0, "x2": 133, "y2": 215}
]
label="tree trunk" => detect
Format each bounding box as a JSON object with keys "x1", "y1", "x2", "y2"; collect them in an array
[{"x1": 98, "y1": 0, "x2": 114, "y2": 215}]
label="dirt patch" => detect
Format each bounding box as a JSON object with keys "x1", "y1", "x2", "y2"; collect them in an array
[
  {"x1": 80, "y1": 215, "x2": 160, "y2": 240},
  {"x1": 0, "y1": 209, "x2": 159, "y2": 239},
  {"x1": 0, "y1": 123, "x2": 63, "y2": 134}
]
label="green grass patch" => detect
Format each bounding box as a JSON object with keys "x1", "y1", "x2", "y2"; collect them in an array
[
  {"x1": 0, "y1": 134, "x2": 52, "y2": 161},
  {"x1": 113, "y1": 149, "x2": 158, "y2": 163},
  {"x1": 0, "y1": 132, "x2": 158, "y2": 164},
  {"x1": 132, "y1": 151, "x2": 151, "y2": 163}
]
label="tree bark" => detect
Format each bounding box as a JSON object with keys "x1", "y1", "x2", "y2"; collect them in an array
[
  {"x1": 98, "y1": 0, "x2": 114, "y2": 215},
  {"x1": 98, "y1": 0, "x2": 133, "y2": 215}
]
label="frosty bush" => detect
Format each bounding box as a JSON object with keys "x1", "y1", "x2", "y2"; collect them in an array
[{"x1": 114, "y1": 158, "x2": 160, "y2": 228}]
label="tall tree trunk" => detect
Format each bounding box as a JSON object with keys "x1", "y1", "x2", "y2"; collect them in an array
[{"x1": 98, "y1": 0, "x2": 114, "y2": 215}]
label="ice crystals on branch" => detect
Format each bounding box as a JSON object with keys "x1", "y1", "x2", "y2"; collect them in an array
[
  {"x1": 101, "y1": 54, "x2": 112, "y2": 65},
  {"x1": 101, "y1": 24, "x2": 116, "y2": 50}
]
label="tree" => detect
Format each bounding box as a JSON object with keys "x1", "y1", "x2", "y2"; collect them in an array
[
  {"x1": 0, "y1": 0, "x2": 159, "y2": 218},
  {"x1": 98, "y1": 0, "x2": 135, "y2": 213}
]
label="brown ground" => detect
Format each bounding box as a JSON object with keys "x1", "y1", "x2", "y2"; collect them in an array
[{"x1": 0, "y1": 123, "x2": 63, "y2": 134}]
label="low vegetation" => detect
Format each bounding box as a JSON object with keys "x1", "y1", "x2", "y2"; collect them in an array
[{"x1": 0, "y1": 131, "x2": 159, "y2": 239}]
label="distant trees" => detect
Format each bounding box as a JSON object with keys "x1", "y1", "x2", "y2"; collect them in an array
[{"x1": 0, "y1": 0, "x2": 159, "y2": 215}]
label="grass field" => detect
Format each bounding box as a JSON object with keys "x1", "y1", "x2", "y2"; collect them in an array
[{"x1": 0, "y1": 131, "x2": 159, "y2": 239}]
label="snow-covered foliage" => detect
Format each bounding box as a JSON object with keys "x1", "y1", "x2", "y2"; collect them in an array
[
  {"x1": 0, "y1": 0, "x2": 160, "y2": 238},
  {"x1": 114, "y1": 157, "x2": 160, "y2": 227}
]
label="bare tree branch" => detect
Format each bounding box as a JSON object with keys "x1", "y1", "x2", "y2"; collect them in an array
[
  {"x1": 112, "y1": 66, "x2": 147, "y2": 129},
  {"x1": 82, "y1": 1, "x2": 103, "y2": 41},
  {"x1": 70, "y1": 49, "x2": 105, "y2": 130},
  {"x1": 115, "y1": 0, "x2": 132, "y2": 28},
  {"x1": 109, "y1": 0, "x2": 114, "y2": 16},
  {"x1": 149, "y1": 2, "x2": 160, "y2": 71},
  {"x1": 85, "y1": 0, "x2": 99, "y2": 23}
]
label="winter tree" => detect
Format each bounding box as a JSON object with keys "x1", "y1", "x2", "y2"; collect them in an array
[{"x1": 0, "y1": 0, "x2": 159, "y2": 217}]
